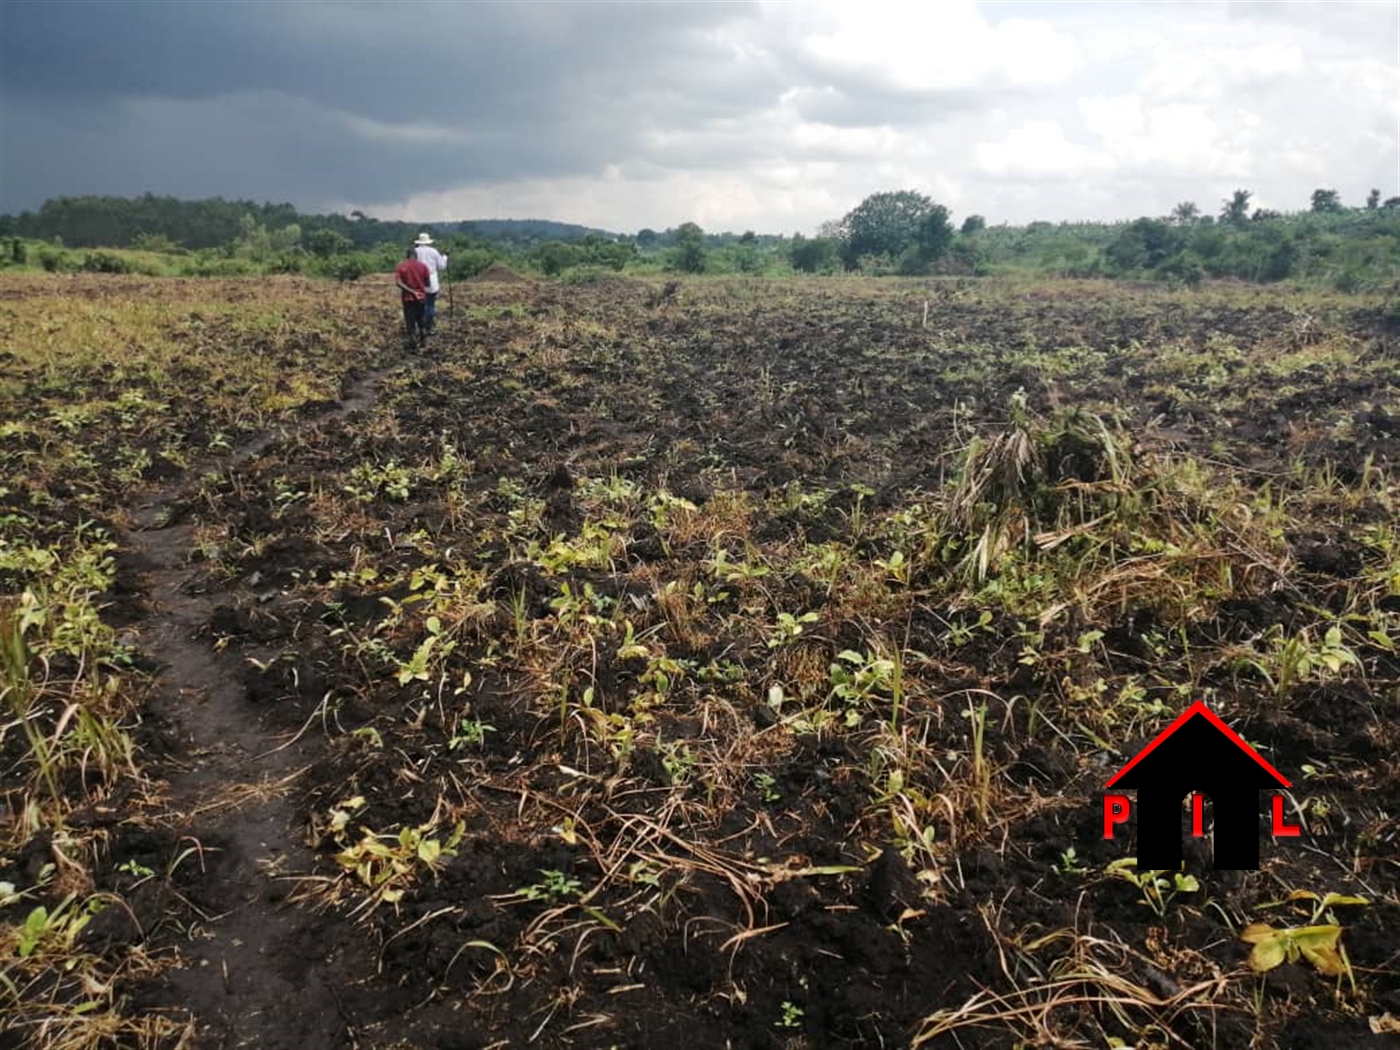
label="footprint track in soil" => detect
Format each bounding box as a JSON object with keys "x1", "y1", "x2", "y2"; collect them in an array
[{"x1": 120, "y1": 363, "x2": 394, "y2": 1049}]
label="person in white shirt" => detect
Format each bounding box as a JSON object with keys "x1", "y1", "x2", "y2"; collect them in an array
[{"x1": 412, "y1": 232, "x2": 450, "y2": 335}]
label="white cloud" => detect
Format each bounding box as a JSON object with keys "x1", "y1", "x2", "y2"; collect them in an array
[
  {"x1": 787, "y1": 0, "x2": 1079, "y2": 93},
  {"x1": 974, "y1": 120, "x2": 1114, "y2": 181},
  {"x1": 1079, "y1": 94, "x2": 1147, "y2": 141},
  {"x1": 1142, "y1": 42, "x2": 1307, "y2": 102},
  {"x1": 1078, "y1": 96, "x2": 1254, "y2": 179}
]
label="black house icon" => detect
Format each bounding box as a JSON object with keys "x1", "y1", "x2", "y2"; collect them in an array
[{"x1": 1106, "y1": 701, "x2": 1290, "y2": 870}]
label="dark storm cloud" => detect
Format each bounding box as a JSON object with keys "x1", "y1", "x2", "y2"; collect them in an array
[
  {"x1": 0, "y1": 0, "x2": 778, "y2": 212},
  {"x1": 1, "y1": 1, "x2": 759, "y2": 122},
  {"x1": 0, "y1": 88, "x2": 611, "y2": 208}
]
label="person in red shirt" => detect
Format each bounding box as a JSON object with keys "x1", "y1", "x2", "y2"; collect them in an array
[{"x1": 394, "y1": 248, "x2": 431, "y2": 349}]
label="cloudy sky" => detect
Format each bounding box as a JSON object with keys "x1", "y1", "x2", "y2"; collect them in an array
[{"x1": 1, "y1": 1, "x2": 1396, "y2": 233}]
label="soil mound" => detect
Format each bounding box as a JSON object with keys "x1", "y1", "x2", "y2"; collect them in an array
[{"x1": 471, "y1": 262, "x2": 531, "y2": 284}]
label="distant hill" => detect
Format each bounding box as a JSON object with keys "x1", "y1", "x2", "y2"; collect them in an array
[
  {"x1": 0, "y1": 195, "x2": 624, "y2": 250},
  {"x1": 452, "y1": 219, "x2": 619, "y2": 243}
]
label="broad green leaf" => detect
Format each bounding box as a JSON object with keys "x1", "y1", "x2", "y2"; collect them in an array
[
  {"x1": 18, "y1": 906, "x2": 48, "y2": 957},
  {"x1": 1290, "y1": 925, "x2": 1342, "y2": 950},
  {"x1": 1318, "y1": 893, "x2": 1368, "y2": 910},
  {"x1": 1246, "y1": 935, "x2": 1288, "y2": 972},
  {"x1": 1298, "y1": 941, "x2": 1345, "y2": 976},
  {"x1": 1241, "y1": 922, "x2": 1280, "y2": 943},
  {"x1": 23, "y1": 905, "x2": 48, "y2": 936},
  {"x1": 1292, "y1": 926, "x2": 1345, "y2": 976}
]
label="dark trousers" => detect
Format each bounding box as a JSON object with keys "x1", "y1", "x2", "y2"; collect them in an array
[
  {"x1": 424, "y1": 291, "x2": 438, "y2": 332},
  {"x1": 402, "y1": 300, "x2": 426, "y2": 345}
]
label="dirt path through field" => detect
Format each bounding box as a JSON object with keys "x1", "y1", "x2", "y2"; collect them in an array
[{"x1": 120, "y1": 364, "x2": 392, "y2": 1049}]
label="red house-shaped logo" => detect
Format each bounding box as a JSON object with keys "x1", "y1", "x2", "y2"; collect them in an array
[{"x1": 1104, "y1": 701, "x2": 1291, "y2": 870}]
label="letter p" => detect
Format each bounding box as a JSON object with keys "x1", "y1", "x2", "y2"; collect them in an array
[{"x1": 1103, "y1": 794, "x2": 1130, "y2": 839}]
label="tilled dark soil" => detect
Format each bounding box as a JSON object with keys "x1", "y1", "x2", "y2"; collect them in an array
[
  {"x1": 5, "y1": 277, "x2": 1399, "y2": 1050},
  {"x1": 116, "y1": 368, "x2": 391, "y2": 1048}
]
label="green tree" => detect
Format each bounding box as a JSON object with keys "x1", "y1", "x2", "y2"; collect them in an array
[
  {"x1": 838, "y1": 189, "x2": 939, "y2": 268},
  {"x1": 270, "y1": 224, "x2": 302, "y2": 252},
  {"x1": 1256, "y1": 228, "x2": 1297, "y2": 281},
  {"x1": 730, "y1": 242, "x2": 761, "y2": 274},
  {"x1": 788, "y1": 235, "x2": 840, "y2": 274},
  {"x1": 906, "y1": 204, "x2": 955, "y2": 272},
  {"x1": 1170, "y1": 201, "x2": 1199, "y2": 226},
  {"x1": 306, "y1": 228, "x2": 353, "y2": 257},
  {"x1": 960, "y1": 214, "x2": 986, "y2": 235},
  {"x1": 1365, "y1": 188, "x2": 1380, "y2": 211},
  {"x1": 1105, "y1": 218, "x2": 1180, "y2": 274},
  {"x1": 536, "y1": 241, "x2": 579, "y2": 276},
  {"x1": 1310, "y1": 188, "x2": 1343, "y2": 213},
  {"x1": 328, "y1": 255, "x2": 367, "y2": 282},
  {"x1": 947, "y1": 236, "x2": 988, "y2": 276},
  {"x1": 672, "y1": 222, "x2": 706, "y2": 273},
  {"x1": 1157, "y1": 251, "x2": 1205, "y2": 287},
  {"x1": 1221, "y1": 189, "x2": 1252, "y2": 226}
]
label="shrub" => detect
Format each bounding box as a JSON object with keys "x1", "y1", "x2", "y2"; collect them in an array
[
  {"x1": 854, "y1": 252, "x2": 897, "y2": 276},
  {"x1": 131, "y1": 233, "x2": 181, "y2": 253},
  {"x1": 560, "y1": 264, "x2": 616, "y2": 285},
  {"x1": 268, "y1": 252, "x2": 304, "y2": 275},
  {"x1": 305, "y1": 228, "x2": 354, "y2": 257},
  {"x1": 671, "y1": 222, "x2": 707, "y2": 274},
  {"x1": 177, "y1": 255, "x2": 258, "y2": 277},
  {"x1": 81, "y1": 251, "x2": 132, "y2": 274},
  {"x1": 448, "y1": 248, "x2": 495, "y2": 279},
  {"x1": 326, "y1": 255, "x2": 368, "y2": 282},
  {"x1": 1157, "y1": 252, "x2": 1205, "y2": 288},
  {"x1": 1332, "y1": 267, "x2": 1365, "y2": 293},
  {"x1": 789, "y1": 236, "x2": 840, "y2": 274}
]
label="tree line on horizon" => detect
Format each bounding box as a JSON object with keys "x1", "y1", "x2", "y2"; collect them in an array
[{"x1": 1, "y1": 186, "x2": 1397, "y2": 291}]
